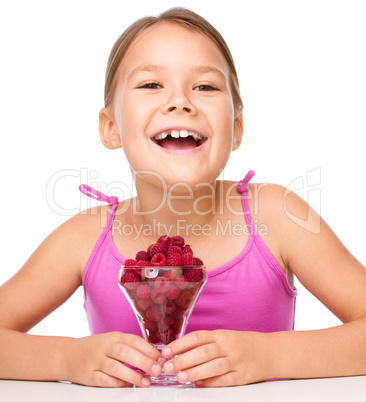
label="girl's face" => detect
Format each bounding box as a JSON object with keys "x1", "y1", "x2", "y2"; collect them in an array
[{"x1": 102, "y1": 22, "x2": 242, "y2": 190}]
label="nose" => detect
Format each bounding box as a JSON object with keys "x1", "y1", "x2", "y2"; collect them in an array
[{"x1": 162, "y1": 89, "x2": 196, "y2": 115}]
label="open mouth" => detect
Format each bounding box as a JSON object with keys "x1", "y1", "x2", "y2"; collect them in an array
[{"x1": 151, "y1": 129, "x2": 207, "y2": 151}]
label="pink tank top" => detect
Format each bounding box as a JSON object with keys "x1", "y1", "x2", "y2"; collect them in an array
[{"x1": 80, "y1": 171, "x2": 297, "y2": 336}]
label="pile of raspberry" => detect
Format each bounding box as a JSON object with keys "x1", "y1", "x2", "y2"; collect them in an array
[{"x1": 120, "y1": 235, "x2": 205, "y2": 345}]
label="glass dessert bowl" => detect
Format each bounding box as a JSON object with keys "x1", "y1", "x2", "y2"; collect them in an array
[{"x1": 118, "y1": 264, "x2": 207, "y2": 387}]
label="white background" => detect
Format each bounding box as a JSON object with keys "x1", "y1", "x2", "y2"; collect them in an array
[{"x1": 0, "y1": 0, "x2": 365, "y2": 338}]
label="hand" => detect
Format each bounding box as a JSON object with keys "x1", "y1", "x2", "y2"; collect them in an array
[
  {"x1": 161, "y1": 330, "x2": 271, "y2": 387},
  {"x1": 64, "y1": 332, "x2": 165, "y2": 387}
]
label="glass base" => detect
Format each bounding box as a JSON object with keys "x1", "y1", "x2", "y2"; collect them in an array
[{"x1": 148, "y1": 373, "x2": 194, "y2": 388}]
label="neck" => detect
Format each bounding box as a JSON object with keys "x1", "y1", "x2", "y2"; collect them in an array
[{"x1": 131, "y1": 174, "x2": 225, "y2": 238}]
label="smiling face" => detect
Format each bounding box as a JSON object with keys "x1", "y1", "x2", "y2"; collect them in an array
[{"x1": 99, "y1": 22, "x2": 243, "y2": 190}]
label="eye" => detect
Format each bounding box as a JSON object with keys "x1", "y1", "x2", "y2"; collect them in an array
[
  {"x1": 194, "y1": 84, "x2": 217, "y2": 91},
  {"x1": 139, "y1": 82, "x2": 162, "y2": 89}
]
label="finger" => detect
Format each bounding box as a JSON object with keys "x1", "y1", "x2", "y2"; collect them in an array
[
  {"x1": 163, "y1": 342, "x2": 221, "y2": 374},
  {"x1": 122, "y1": 334, "x2": 163, "y2": 362},
  {"x1": 91, "y1": 370, "x2": 134, "y2": 388},
  {"x1": 174, "y1": 357, "x2": 230, "y2": 384},
  {"x1": 194, "y1": 371, "x2": 237, "y2": 388},
  {"x1": 162, "y1": 331, "x2": 214, "y2": 358},
  {"x1": 101, "y1": 357, "x2": 152, "y2": 388},
  {"x1": 109, "y1": 343, "x2": 163, "y2": 377}
]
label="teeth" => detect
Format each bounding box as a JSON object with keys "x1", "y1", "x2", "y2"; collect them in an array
[{"x1": 153, "y1": 129, "x2": 204, "y2": 142}]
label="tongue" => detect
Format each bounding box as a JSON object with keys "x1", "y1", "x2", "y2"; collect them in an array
[{"x1": 159, "y1": 136, "x2": 198, "y2": 150}]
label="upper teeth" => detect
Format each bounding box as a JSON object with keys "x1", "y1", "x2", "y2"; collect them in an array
[{"x1": 153, "y1": 129, "x2": 203, "y2": 142}]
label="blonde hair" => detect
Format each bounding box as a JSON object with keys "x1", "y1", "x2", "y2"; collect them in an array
[{"x1": 104, "y1": 7, "x2": 243, "y2": 114}]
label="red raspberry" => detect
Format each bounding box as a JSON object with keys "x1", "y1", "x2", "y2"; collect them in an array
[
  {"x1": 172, "y1": 316, "x2": 184, "y2": 333},
  {"x1": 175, "y1": 275, "x2": 188, "y2": 289},
  {"x1": 167, "y1": 285, "x2": 180, "y2": 300},
  {"x1": 124, "y1": 258, "x2": 137, "y2": 267},
  {"x1": 193, "y1": 257, "x2": 204, "y2": 266},
  {"x1": 148, "y1": 331, "x2": 161, "y2": 344},
  {"x1": 151, "y1": 253, "x2": 167, "y2": 266},
  {"x1": 167, "y1": 246, "x2": 182, "y2": 256},
  {"x1": 170, "y1": 236, "x2": 185, "y2": 248},
  {"x1": 176, "y1": 290, "x2": 194, "y2": 309},
  {"x1": 137, "y1": 298, "x2": 152, "y2": 311},
  {"x1": 184, "y1": 268, "x2": 203, "y2": 282},
  {"x1": 173, "y1": 308, "x2": 186, "y2": 319},
  {"x1": 157, "y1": 235, "x2": 172, "y2": 248},
  {"x1": 159, "y1": 329, "x2": 176, "y2": 345},
  {"x1": 167, "y1": 253, "x2": 182, "y2": 266},
  {"x1": 165, "y1": 300, "x2": 176, "y2": 314},
  {"x1": 158, "y1": 315, "x2": 175, "y2": 332},
  {"x1": 182, "y1": 252, "x2": 193, "y2": 266},
  {"x1": 146, "y1": 305, "x2": 163, "y2": 322},
  {"x1": 154, "y1": 277, "x2": 171, "y2": 293},
  {"x1": 148, "y1": 243, "x2": 167, "y2": 259},
  {"x1": 182, "y1": 245, "x2": 193, "y2": 254},
  {"x1": 137, "y1": 284, "x2": 152, "y2": 299},
  {"x1": 120, "y1": 271, "x2": 141, "y2": 291},
  {"x1": 136, "y1": 260, "x2": 150, "y2": 267},
  {"x1": 135, "y1": 250, "x2": 149, "y2": 261},
  {"x1": 144, "y1": 319, "x2": 158, "y2": 333},
  {"x1": 151, "y1": 288, "x2": 167, "y2": 304}
]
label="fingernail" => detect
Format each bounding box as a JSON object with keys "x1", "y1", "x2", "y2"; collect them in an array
[
  {"x1": 162, "y1": 347, "x2": 172, "y2": 357},
  {"x1": 151, "y1": 364, "x2": 161, "y2": 375},
  {"x1": 141, "y1": 377, "x2": 150, "y2": 387},
  {"x1": 158, "y1": 357, "x2": 166, "y2": 366},
  {"x1": 164, "y1": 362, "x2": 174, "y2": 373},
  {"x1": 177, "y1": 372, "x2": 187, "y2": 382}
]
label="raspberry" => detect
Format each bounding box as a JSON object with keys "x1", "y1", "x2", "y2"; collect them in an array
[
  {"x1": 193, "y1": 257, "x2": 204, "y2": 266},
  {"x1": 148, "y1": 243, "x2": 167, "y2": 259},
  {"x1": 159, "y1": 329, "x2": 176, "y2": 345},
  {"x1": 184, "y1": 268, "x2": 203, "y2": 282},
  {"x1": 167, "y1": 253, "x2": 182, "y2": 266},
  {"x1": 158, "y1": 315, "x2": 175, "y2": 332},
  {"x1": 146, "y1": 305, "x2": 163, "y2": 322},
  {"x1": 120, "y1": 271, "x2": 141, "y2": 290},
  {"x1": 148, "y1": 331, "x2": 161, "y2": 344},
  {"x1": 167, "y1": 245, "x2": 182, "y2": 256},
  {"x1": 137, "y1": 298, "x2": 152, "y2": 311},
  {"x1": 151, "y1": 288, "x2": 167, "y2": 304},
  {"x1": 151, "y1": 253, "x2": 167, "y2": 266},
  {"x1": 175, "y1": 275, "x2": 188, "y2": 289},
  {"x1": 170, "y1": 236, "x2": 185, "y2": 248},
  {"x1": 157, "y1": 235, "x2": 172, "y2": 248},
  {"x1": 136, "y1": 260, "x2": 150, "y2": 267},
  {"x1": 182, "y1": 245, "x2": 193, "y2": 254},
  {"x1": 137, "y1": 284, "x2": 152, "y2": 299},
  {"x1": 165, "y1": 300, "x2": 177, "y2": 314},
  {"x1": 124, "y1": 258, "x2": 137, "y2": 267},
  {"x1": 136, "y1": 250, "x2": 149, "y2": 261},
  {"x1": 144, "y1": 319, "x2": 158, "y2": 332},
  {"x1": 173, "y1": 308, "x2": 186, "y2": 319},
  {"x1": 154, "y1": 277, "x2": 171, "y2": 293},
  {"x1": 182, "y1": 252, "x2": 193, "y2": 266},
  {"x1": 172, "y1": 316, "x2": 184, "y2": 333},
  {"x1": 176, "y1": 290, "x2": 194, "y2": 309},
  {"x1": 167, "y1": 285, "x2": 180, "y2": 300}
]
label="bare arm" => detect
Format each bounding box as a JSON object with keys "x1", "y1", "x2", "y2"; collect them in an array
[{"x1": 0, "y1": 208, "x2": 163, "y2": 387}]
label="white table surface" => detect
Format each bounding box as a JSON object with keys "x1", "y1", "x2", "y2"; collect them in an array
[{"x1": 1, "y1": 376, "x2": 365, "y2": 402}]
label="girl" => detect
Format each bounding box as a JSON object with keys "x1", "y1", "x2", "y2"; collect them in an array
[{"x1": 1, "y1": 7, "x2": 366, "y2": 389}]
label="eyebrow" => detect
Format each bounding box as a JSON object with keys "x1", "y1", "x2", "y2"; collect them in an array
[{"x1": 127, "y1": 64, "x2": 226, "y2": 81}]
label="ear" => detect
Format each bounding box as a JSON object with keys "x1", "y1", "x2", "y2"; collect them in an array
[
  {"x1": 232, "y1": 112, "x2": 243, "y2": 151},
  {"x1": 99, "y1": 108, "x2": 122, "y2": 150}
]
